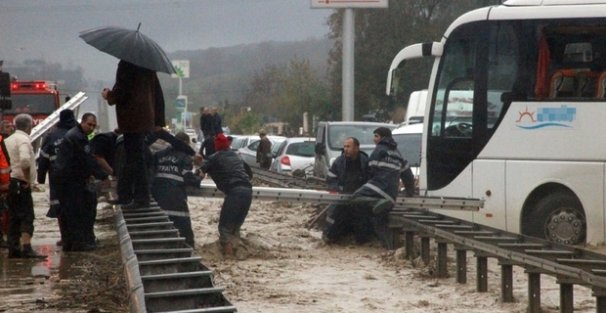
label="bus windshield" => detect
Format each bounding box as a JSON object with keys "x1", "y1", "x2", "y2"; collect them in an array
[{"x1": 7, "y1": 94, "x2": 57, "y2": 114}]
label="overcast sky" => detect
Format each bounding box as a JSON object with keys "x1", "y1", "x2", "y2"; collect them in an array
[{"x1": 0, "y1": 0, "x2": 332, "y2": 81}]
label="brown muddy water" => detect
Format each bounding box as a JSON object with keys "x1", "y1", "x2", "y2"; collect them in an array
[{"x1": 0, "y1": 189, "x2": 128, "y2": 313}]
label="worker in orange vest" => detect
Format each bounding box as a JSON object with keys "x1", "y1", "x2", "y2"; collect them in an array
[{"x1": 0, "y1": 132, "x2": 10, "y2": 249}]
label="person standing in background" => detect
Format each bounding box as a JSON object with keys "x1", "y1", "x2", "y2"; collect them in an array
[
  {"x1": 5, "y1": 114, "x2": 45, "y2": 258},
  {"x1": 256, "y1": 130, "x2": 272, "y2": 170},
  {"x1": 199, "y1": 107, "x2": 215, "y2": 158},
  {"x1": 37, "y1": 110, "x2": 77, "y2": 247}
]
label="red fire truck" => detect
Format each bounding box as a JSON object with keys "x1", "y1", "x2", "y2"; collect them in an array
[{"x1": 5, "y1": 80, "x2": 61, "y2": 126}]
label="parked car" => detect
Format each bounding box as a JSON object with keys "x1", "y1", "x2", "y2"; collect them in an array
[
  {"x1": 313, "y1": 121, "x2": 396, "y2": 178},
  {"x1": 230, "y1": 135, "x2": 252, "y2": 151},
  {"x1": 392, "y1": 123, "x2": 423, "y2": 195},
  {"x1": 392, "y1": 123, "x2": 423, "y2": 177},
  {"x1": 237, "y1": 135, "x2": 286, "y2": 169},
  {"x1": 270, "y1": 137, "x2": 316, "y2": 175}
]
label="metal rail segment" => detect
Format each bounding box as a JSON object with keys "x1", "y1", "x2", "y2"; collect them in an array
[
  {"x1": 250, "y1": 167, "x2": 326, "y2": 189},
  {"x1": 30, "y1": 91, "x2": 88, "y2": 142},
  {"x1": 115, "y1": 203, "x2": 237, "y2": 313},
  {"x1": 189, "y1": 184, "x2": 482, "y2": 212},
  {"x1": 388, "y1": 208, "x2": 606, "y2": 313}
]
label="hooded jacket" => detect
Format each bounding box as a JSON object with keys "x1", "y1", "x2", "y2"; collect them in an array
[
  {"x1": 37, "y1": 110, "x2": 77, "y2": 184},
  {"x1": 354, "y1": 136, "x2": 407, "y2": 202}
]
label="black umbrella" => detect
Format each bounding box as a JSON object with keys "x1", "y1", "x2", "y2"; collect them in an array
[{"x1": 79, "y1": 23, "x2": 176, "y2": 74}]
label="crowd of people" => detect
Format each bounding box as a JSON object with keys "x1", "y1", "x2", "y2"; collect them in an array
[{"x1": 0, "y1": 59, "x2": 415, "y2": 259}]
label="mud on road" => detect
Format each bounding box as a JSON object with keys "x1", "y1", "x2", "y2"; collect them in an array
[{"x1": 0, "y1": 189, "x2": 128, "y2": 313}]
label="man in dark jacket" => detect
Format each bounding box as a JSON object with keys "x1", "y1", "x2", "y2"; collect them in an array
[
  {"x1": 211, "y1": 106, "x2": 223, "y2": 135},
  {"x1": 322, "y1": 137, "x2": 371, "y2": 244},
  {"x1": 54, "y1": 113, "x2": 109, "y2": 251},
  {"x1": 199, "y1": 107, "x2": 216, "y2": 157},
  {"x1": 37, "y1": 109, "x2": 77, "y2": 246},
  {"x1": 102, "y1": 60, "x2": 165, "y2": 208},
  {"x1": 349, "y1": 127, "x2": 414, "y2": 247},
  {"x1": 256, "y1": 130, "x2": 272, "y2": 170},
  {"x1": 151, "y1": 132, "x2": 202, "y2": 247},
  {"x1": 199, "y1": 133, "x2": 252, "y2": 256}
]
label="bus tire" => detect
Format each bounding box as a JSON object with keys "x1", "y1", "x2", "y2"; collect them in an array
[{"x1": 527, "y1": 193, "x2": 585, "y2": 245}]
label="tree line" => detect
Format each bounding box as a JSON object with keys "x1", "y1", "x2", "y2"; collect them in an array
[{"x1": 227, "y1": 0, "x2": 501, "y2": 133}]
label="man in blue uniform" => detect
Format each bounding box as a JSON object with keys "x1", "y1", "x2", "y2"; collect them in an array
[
  {"x1": 151, "y1": 132, "x2": 202, "y2": 247},
  {"x1": 349, "y1": 127, "x2": 415, "y2": 247},
  {"x1": 37, "y1": 110, "x2": 77, "y2": 247},
  {"x1": 54, "y1": 113, "x2": 108, "y2": 251}
]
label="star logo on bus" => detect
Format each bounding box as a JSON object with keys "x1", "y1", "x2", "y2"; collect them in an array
[{"x1": 516, "y1": 107, "x2": 536, "y2": 123}]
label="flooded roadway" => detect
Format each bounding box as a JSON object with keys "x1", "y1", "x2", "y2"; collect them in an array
[{"x1": 0, "y1": 187, "x2": 128, "y2": 312}]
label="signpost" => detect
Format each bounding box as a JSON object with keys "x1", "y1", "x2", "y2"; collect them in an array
[
  {"x1": 171, "y1": 60, "x2": 190, "y2": 130},
  {"x1": 311, "y1": 0, "x2": 388, "y2": 121}
]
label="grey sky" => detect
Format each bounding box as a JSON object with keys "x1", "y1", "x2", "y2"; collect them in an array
[{"x1": 0, "y1": 0, "x2": 332, "y2": 81}]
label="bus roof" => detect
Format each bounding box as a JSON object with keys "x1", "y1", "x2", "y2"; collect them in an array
[
  {"x1": 504, "y1": 0, "x2": 606, "y2": 6},
  {"x1": 443, "y1": 1, "x2": 606, "y2": 41}
]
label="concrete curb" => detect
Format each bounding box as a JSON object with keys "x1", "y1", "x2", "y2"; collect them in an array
[{"x1": 115, "y1": 207, "x2": 147, "y2": 313}]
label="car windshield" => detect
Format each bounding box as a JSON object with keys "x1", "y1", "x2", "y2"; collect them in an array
[
  {"x1": 328, "y1": 125, "x2": 387, "y2": 150},
  {"x1": 285, "y1": 141, "x2": 315, "y2": 157},
  {"x1": 393, "y1": 133, "x2": 422, "y2": 167}
]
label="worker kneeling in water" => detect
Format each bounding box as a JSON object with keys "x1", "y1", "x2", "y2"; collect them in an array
[{"x1": 198, "y1": 133, "x2": 252, "y2": 256}]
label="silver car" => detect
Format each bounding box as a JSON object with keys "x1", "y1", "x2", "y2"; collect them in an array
[
  {"x1": 237, "y1": 135, "x2": 286, "y2": 168},
  {"x1": 270, "y1": 137, "x2": 316, "y2": 175}
]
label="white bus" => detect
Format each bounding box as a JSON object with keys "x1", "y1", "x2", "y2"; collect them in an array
[{"x1": 386, "y1": 0, "x2": 606, "y2": 245}]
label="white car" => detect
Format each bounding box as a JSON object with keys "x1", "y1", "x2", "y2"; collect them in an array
[
  {"x1": 236, "y1": 135, "x2": 286, "y2": 168},
  {"x1": 270, "y1": 137, "x2": 316, "y2": 175},
  {"x1": 392, "y1": 123, "x2": 423, "y2": 194}
]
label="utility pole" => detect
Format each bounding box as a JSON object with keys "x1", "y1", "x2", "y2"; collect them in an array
[{"x1": 310, "y1": 0, "x2": 388, "y2": 121}]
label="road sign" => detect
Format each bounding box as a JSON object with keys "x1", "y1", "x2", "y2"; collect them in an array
[
  {"x1": 310, "y1": 0, "x2": 388, "y2": 8},
  {"x1": 171, "y1": 60, "x2": 190, "y2": 79},
  {"x1": 175, "y1": 95, "x2": 187, "y2": 109}
]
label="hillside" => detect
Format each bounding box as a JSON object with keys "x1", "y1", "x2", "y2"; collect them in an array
[{"x1": 160, "y1": 38, "x2": 332, "y2": 110}]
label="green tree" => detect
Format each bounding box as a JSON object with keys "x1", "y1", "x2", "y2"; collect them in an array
[
  {"x1": 327, "y1": 0, "x2": 501, "y2": 121},
  {"x1": 241, "y1": 58, "x2": 330, "y2": 132}
]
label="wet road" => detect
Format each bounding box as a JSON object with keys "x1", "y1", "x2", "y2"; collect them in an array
[{"x1": 0, "y1": 187, "x2": 127, "y2": 312}]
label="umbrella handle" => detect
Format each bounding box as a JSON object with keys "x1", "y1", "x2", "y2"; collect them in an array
[{"x1": 137, "y1": 22, "x2": 141, "y2": 32}]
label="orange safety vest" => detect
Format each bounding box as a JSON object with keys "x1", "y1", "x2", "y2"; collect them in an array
[{"x1": 0, "y1": 135, "x2": 10, "y2": 192}]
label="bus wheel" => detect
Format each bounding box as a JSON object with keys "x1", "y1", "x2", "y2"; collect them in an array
[{"x1": 528, "y1": 193, "x2": 585, "y2": 245}]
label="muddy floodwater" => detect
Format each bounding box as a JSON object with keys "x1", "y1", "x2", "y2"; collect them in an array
[{"x1": 0, "y1": 188, "x2": 128, "y2": 313}]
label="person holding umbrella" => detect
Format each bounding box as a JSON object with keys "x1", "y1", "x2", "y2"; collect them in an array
[
  {"x1": 101, "y1": 60, "x2": 164, "y2": 208},
  {"x1": 80, "y1": 24, "x2": 175, "y2": 208}
]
